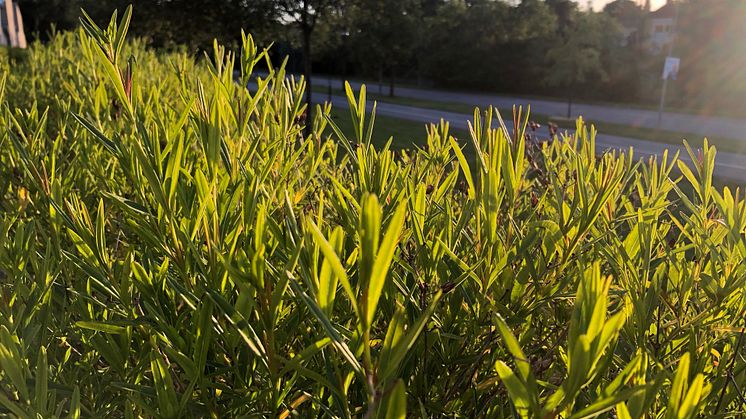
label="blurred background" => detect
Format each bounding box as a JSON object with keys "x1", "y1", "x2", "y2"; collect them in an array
[{"x1": 8, "y1": 0, "x2": 746, "y2": 117}]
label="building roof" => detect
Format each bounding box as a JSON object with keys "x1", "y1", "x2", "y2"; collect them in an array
[{"x1": 651, "y1": 2, "x2": 677, "y2": 18}]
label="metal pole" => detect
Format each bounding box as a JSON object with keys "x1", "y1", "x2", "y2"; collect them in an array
[
  {"x1": 657, "y1": 76, "x2": 668, "y2": 128},
  {"x1": 657, "y1": 0, "x2": 680, "y2": 129}
]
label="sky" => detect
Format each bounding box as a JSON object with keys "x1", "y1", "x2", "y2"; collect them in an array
[{"x1": 585, "y1": 0, "x2": 667, "y2": 11}]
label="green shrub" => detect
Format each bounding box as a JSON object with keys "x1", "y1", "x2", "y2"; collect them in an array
[{"x1": 1, "y1": 7, "x2": 744, "y2": 418}]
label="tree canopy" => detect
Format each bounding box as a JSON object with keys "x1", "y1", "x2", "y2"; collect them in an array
[{"x1": 15, "y1": 0, "x2": 746, "y2": 113}]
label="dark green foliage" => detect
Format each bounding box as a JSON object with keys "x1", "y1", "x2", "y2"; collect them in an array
[
  {"x1": 17, "y1": 0, "x2": 746, "y2": 113},
  {"x1": 18, "y1": 0, "x2": 278, "y2": 51}
]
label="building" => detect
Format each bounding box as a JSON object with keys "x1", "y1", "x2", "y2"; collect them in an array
[
  {"x1": 605, "y1": 0, "x2": 681, "y2": 54},
  {"x1": 0, "y1": 0, "x2": 27, "y2": 48},
  {"x1": 617, "y1": 17, "x2": 641, "y2": 47},
  {"x1": 646, "y1": 0, "x2": 677, "y2": 53},
  {"x1": 603, "y1": 0, "x2": 646, "y2": 47}
]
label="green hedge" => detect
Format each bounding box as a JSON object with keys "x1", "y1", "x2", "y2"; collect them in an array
[{"x1": 0, "y1": 8, "x2": 744, "y2": 418}]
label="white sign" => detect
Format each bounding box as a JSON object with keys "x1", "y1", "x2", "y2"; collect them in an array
[{"x1": 662, "y1": 56, "x2": 680, "y2": 80}]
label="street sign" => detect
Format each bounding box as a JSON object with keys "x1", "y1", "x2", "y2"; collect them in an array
[{"x1": 662, "y1": 56, "x2": 680, "y2": 80}]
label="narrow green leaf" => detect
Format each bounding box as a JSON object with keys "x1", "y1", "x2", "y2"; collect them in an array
[
  {"x1": 307, "y1": 219, "x2": 360, "y2": 319},
  {"x1": 76, "y1": 321, "x2": 127, "y2": 335},
  {"x1": 679, "y1": 374, "x2": 704, "y2": 419},
  {"x1": 0, "y1": 392, "x2": 30, "y2": 418},
  {"x1": 35, "y1": 347, "x2": 48, "y2": 413},
  {"x1": 318, "y1": 226, "x2": 344, "y2": 314},
  {"x1": 494, "y1": 314, "x2": 531, "y2": 382},
  {"x1": 668, "y1": 353, "x2": 691, "y2": 413},
  {"x1": 567, "y1": 386, "x2": 648, "y2": 419},
  {"x1": 68, "y1": 386, "x2": 80, "y2": 419},
  {"x1": 71, "y1": 113, "x2": 119, "y2": 155},
  {"x1": 449, "y1": 136, "x2": 476, "y2": 199},
  {"x1": 151, "y1": 352, "x2": 179, "y2": 418},
  {"x1": 379, "y1": 291, "x2": 443, "y2": 381},
  {"x1": 113, "y1": 5, "x2": 133, "y2": 62},
  {"x1": 194, "y1": 299, "x2": 214, "y2": 376},
  {"x1": 287, "y1": 272, "x2": 364, "y2": 377},
  {"x1": 495, "y1": 361, "x2": 531, "y2": 415},
  {"x1": 0, "y1": 326, "x2": 29, "y2": 401},
  {"x1": 381, "y1": 379, "x2": 406, "y2": 419},
  {"x1": 377, "y1": 308, "x2": 406, "y2": 376},
  {"x1": 367, "y1": 200, "x2": 407, "y2": 327}
]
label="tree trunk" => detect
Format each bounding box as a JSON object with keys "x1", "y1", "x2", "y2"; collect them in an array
[
  {"x1": 416, "y1": 63, "x2": 423, "y2": 87},
  {"x1": 378, "y1": 67, "x2": 384, "y2": 95},
  {"x1": 389, "y1": 68, "x2": 395, "y2": 97},
  {"x1": 302, "y1": 26, "x2": 312, "y2": 137}
]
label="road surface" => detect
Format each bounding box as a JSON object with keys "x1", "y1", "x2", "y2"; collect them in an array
[
  {"x1": 312, "y1": 75, "x2": 746, "y2": 142},
  {"x1": 249, "y1": 77, "x2": 746, "y2": 181},
  {"x1": 322, "y1": 94, "x2": 746, "y2": 182}
]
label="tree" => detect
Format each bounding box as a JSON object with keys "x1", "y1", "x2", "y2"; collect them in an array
[
  {"x1": 278, "y1": 0, "x2": 342, "y2": 134},
  {"x1": 545, "y1": 12, "x2": 608, "y2": 118},
  {"x1": 349, "y1": 0, "x2": 418, "y2": 96},
  {"x1": 499, "y1": 0, "x2": 558, "y2": 94},
  {"x1": 545, "y1": 0, "x2": 577, "y2": 35},
  {"x1": 596, "y1": 7, "x2": 643, "y2": 103},
  {"x1": 18, "y1": 0, "x2": 277, "y2": 51},
  {"x1": 674, "y1": 0, "x2": 746, "y2": 111},
  {"x1": 17, "y1": 0, "x2": 83, "y2": 40},
  {"x1": 603, "y1": 0, "x2": 643, "y2": 17},
  {"x1": 418, "y1": 0, "x2": 513, "y2": 90}
]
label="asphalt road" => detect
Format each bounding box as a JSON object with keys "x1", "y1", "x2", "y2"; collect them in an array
[
  {"x1": 312, "y1": 75, "x2": 746, "y2": 142},
  {"x1": 249, "y1": 77, "x2": 746, "y2": 181},
  {"x1": 323, "y1": 93, "x2": 746, "y2": 182}
]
